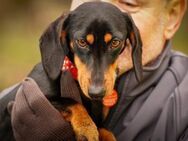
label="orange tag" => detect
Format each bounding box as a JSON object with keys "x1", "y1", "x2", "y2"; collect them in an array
[{"x1": 103, "y1": 90, "x2": 118, "y2": 107}]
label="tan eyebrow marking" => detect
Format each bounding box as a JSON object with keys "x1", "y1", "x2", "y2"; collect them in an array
[
  {"x1": 86, "y1": 34, "x2": 94, "y2": 45},
  {"x1": 104, "y1": 33, "x2": 112, "y2": 43}
]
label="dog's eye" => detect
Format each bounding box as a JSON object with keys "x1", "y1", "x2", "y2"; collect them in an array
[
  {"x1": 111, "y1": 40, "x2": 121, "y2": 48},
  {"x1": 76, "y1": 39, "x2": 87, "y2": 48}
]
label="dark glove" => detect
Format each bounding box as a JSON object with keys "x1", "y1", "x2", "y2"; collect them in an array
[{"x1": 7, "y1": 78, "x2": 75, "y2": 141}]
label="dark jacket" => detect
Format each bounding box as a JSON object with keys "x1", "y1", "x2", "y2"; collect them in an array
[
  {"x1": 104, "y1": 42, "x2": 188, "y2": 141},
  {"x1": 1, "y1": 42, "x2": 188, "y2": 141}
]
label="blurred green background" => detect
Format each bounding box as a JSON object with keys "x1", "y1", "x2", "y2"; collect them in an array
[{"x1": 0, "y1": 0, "x2": 188, "y2": 91}]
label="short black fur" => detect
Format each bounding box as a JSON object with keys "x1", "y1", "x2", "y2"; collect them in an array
[{"x1": 39, "y1": 1, "x2": 143, "y2": 127}]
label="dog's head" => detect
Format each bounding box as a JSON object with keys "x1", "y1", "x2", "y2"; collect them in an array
[{"x1": 40, "y1": 2, "x2": 142, "y2": 100}]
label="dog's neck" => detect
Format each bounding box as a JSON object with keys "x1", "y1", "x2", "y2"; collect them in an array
[{"x1": 80, "y1": 94, "x2": 111, "y2": 127}]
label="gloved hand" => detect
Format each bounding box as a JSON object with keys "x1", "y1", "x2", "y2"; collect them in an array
[{"x1": 7, "y1": 77, "x2": 75, "y2": 141}]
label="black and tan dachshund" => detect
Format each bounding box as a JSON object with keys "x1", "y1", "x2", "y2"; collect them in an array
[{"x1": 39, "y1": 2, "x2": 142, "y2": 141}]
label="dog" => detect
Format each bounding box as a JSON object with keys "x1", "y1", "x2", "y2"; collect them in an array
[{"x1": 39, "y1": 2, "x2": 142, "y2": 141}]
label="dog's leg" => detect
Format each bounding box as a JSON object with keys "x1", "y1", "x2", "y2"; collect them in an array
[
  {"x1": 60, "y1": 103, "x2": 99, "y2": 141},
  {"x1": 98, "y1": 128, "x2": 116, "y2": 141}
]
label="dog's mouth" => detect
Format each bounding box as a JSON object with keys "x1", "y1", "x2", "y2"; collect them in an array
[{"x1": 87, "y1": 84, "x2": 118, "y2": 107}]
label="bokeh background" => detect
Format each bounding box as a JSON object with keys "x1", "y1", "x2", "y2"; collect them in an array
[{"x1": 0, "y1": 0, "x2": 188, "y2": 91}]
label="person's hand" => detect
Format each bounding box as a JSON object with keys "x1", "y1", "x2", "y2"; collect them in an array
[{"x1": 7, "y1": 78, "x2": 75, "y2": 141}]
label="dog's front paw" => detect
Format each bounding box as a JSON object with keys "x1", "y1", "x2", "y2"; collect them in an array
[
  {"x1": 62, "y1": 103, "x2": 99, "y2": 141},
  {"x1": 75, "y1": 127, "x2": 99, "y2": 141},
  {"x1": 99, "y1": 128, "x2": 116, "y2": 141}
]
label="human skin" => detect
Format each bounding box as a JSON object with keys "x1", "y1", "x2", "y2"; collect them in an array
[{"x1": 71, "y1": 0, "x2": 187, "y2": 75}]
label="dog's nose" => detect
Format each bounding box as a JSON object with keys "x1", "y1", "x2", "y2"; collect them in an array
[{"x1": 88, "y1": 85, "x2": 105, "y2": 100}]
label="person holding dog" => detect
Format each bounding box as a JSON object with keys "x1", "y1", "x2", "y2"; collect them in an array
[{"x1": 0, "y1": 0, "x2": 187, "y2": 141}]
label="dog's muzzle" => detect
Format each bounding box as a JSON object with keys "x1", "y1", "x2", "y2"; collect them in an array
[{"x1": 88, "y1": 85, "x2": 106, "y2": 100}]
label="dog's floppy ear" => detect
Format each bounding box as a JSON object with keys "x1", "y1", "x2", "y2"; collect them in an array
[
  {"x1": 124, "y1": 13, "x2": 143, "y2": 82},
  {"x1": 39, "y1": 14, "x2": 70, "y2": 80}
]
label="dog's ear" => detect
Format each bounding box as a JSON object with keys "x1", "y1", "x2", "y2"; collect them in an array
[
  {"x1": 39, "y1": 14, "x2": 71, "y2": 80},
  {"x1": 124, "y1": 13, "x2": 143, "y2": 82}
]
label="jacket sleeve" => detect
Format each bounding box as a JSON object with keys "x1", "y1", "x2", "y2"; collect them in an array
[
  {"x1": 9, "y1": 78, "x2": 75, "y2": 141},
  {"x1": 0, "y1": 63, "x2": 59, "y2": 140}
]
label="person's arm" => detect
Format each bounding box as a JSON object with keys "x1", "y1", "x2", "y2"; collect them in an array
[
  {"x1": 0, "y1": 63, "x2": 72, "y2": 140},
  {"x1": 7, "y1": 77, "x2": 75, "y2": 141}
]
